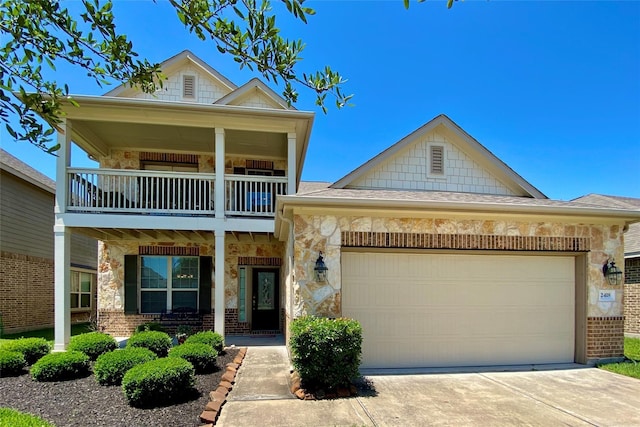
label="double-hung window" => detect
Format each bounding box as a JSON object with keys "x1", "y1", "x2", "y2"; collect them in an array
[
  {"x1": 140, "y1": 256, "x2": 199, "y2": 313},
  {"x1": 71, "y1": 270, "x2": 94, "y2": 310}
]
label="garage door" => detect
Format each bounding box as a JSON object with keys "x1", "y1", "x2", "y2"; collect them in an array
[{"x1": 342, "y1": 252, "x2": 575, "y2": 369}]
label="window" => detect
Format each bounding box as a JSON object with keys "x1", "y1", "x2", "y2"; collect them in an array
[
  {"x1": 140, "y1": 256, "x2": 199, "y2": 313},
  {"x1": 183, "y1": 75, "x2": 195, "y2": 99},
  {"x1": 238, "y1": 267, "x2": 247, "y2": 322},
  {"x1": 429, "y1": 145, "x2": 445, "y2": 175},
  {"x1": 71, "y1": 270, "x2": 94, "y2": 310}
]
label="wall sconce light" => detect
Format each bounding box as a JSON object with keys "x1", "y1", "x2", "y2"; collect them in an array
[
  {"x1": 602, "y1": 259, "x2": 623, "y2": 286},
  {"x1": 314, "y1": 251, "x2": 328, "y2": 282}
]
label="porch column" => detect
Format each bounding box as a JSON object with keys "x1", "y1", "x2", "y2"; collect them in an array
[
  {"x1": 55, "y1": 119, "x2": 71, "y2": 213},
  {"x1": 54, "y1": 119, "x2": 72, "y2": 351},
  {"x1": 287, "y1": 132, "x2": 296, "y2": 195},
  {"x1": 53, "y1": 226, "x2": 71, "y2": 351},
  {"x1": 214, "y1": 128, "x2": 225, "y2": 219},
  {"x1": 214, "y1": 230, "x2": 226, "y2": 335}
]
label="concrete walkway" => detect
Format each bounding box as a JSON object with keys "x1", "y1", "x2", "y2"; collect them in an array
[{"x1": 217, "y1": 346, "x2": 640, "y2": 427}]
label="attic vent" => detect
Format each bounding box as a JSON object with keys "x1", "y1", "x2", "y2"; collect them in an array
[
  {"x1": 430, "y1": 145, "x2": 444, "y2": 174},
  {"x1": 183, "y1": 75, "x2": 195, "y2": 98}
]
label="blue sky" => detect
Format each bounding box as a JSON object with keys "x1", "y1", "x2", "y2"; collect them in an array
[{"x1": 2, "y1": 0, "x2": 639, "y2": 200}]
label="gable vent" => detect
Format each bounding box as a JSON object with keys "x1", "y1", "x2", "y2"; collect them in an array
[
  {"x1": 430, "y1": 145, "x2": 444, "y2": 174},
  {"x1": 183, "y1": 75, "x2": 195, "y2": 98}
]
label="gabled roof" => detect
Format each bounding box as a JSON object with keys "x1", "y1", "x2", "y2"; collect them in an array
[
  {"x1": 331, "y1": 114, "x2": 547, "y2": 199},
  {"x1": 573, "y1": 194, "x2": 640, "y2": 258},
  {"x1": 214, "y1": 78, "x2": 292, "y2": 110},
  {"x1": 0, "y1": 149, "x2": 55, "y2": 193},
  {"x1": 103, "y1": 50, "x2": 237, "y2": 97}
]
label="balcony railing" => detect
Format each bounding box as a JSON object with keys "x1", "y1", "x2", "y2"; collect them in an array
[
  {"x1": 66, "y1": 168, "x2": 287, "y2": 217},
  {"x1": 224, "y1": 174, "x2": 287, "y2": 217}
]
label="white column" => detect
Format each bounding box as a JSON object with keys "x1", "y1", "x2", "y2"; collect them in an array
[
  {"x1": 55, "y1": 120, "x2": 72, "y2": 214},
  {"x1": 53, "y1": 226, "x2": 71, "y2": 351},
  {"x1": 214, "y1": 128, "x2": 225, "y2": 219},
  {"x1": 287, "y1": 132, "x2": 296, "y2": 195},
  {"x1": 214, "y1": 230, "x2": 225, "y2": 335}
]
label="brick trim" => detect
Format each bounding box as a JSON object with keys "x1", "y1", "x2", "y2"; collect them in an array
[
  {"x1": 139, "y1": 246, "x2": 200, "y2": 256},
  {"x1": 139, "y1": 152, "x2": 198, "y2": 164},
  {"x1": 586, "y1": 316, "x2": 624, "y2": 359},
  {"x1": 341, "y1": 232, "x2": 590, "y2": 252},
  {"x1": 0, "y1": 250, "x2": 53, "y2": 265},
  {"x1": 246, "y1": 159, "x2": 274, "y2": 170},
  {"x1": 237, "y1": 257, "x2": 282, "y2": 266}
]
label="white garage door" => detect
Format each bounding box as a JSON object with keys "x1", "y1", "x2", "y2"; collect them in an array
[{"x1": 342, "y1": 252, "x2": 575, "y2": 369}]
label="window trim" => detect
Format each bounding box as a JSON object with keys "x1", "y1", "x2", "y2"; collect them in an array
[
  {"x1": 70, "y1": 268, "x2": 95, "y2": 312},
  {"x1": 138, "y1": 255, "x2": 200, "y2": 314}
]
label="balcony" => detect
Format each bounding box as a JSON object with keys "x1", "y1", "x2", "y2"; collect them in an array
[{"x1": 67, "y1": 168, "x2": 287, "y2": 217}]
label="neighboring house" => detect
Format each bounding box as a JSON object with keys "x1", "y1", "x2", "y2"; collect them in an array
[
  {"x1": 573, "y1": 194, "x2": 640, "y2": 339},
  {"x1": 0, "y1": 150, "x2": 98, "y2": 334},
  {"x1": 50, "y1": 50, "x2": 640, "y2": 369}
]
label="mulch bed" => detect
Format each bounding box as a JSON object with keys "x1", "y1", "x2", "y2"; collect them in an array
[{"x1": 0, "y1": 347, "x2": 239, "y2": 427}]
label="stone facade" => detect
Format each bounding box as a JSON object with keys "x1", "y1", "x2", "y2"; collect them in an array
[
  {"x1": 96, "y1": 238, "x2": 284, "y2": 335},
  {"x1": 291, "y1": 214, "x2": 626, "y2": 361}
]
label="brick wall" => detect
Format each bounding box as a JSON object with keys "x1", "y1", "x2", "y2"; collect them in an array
[
  {"x1": 586, "y1": 317, "x2": 625, "y2": 360},
  {"x1": 624, "y1": 283, "x2": 640, "y2": 336},
  {"x1": 98, "y1": 310, "x2": 214, "y2": 337},
  {"x1": 0, "y1": 251, "x2": 54, "y2": 333},
  {"x1": 626, "y1": 258, "x2": 640, "y2": 284}
]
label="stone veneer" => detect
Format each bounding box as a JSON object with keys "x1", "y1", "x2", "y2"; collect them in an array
[
  {"x1": 96, "y1": 239, "x2": 284, "y2": 335},
  {"x1": 291, "y1": 214, "x2": 626, "y2": 361}
]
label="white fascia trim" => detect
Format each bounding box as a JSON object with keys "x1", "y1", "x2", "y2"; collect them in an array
[
  {"x1": 276, "y1": 195, "x2": 640, "y2": 221},
  {"x1": 63, "y1": 94, "x2": 314, "y2": 120}
]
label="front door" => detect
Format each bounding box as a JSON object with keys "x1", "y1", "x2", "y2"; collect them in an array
[{"x1": 251, "y1": 269, "x2": 279, "y2": 331}]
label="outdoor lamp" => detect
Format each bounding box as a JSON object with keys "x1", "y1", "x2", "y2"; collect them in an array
[
  {"x1": 314, "y1": 251, "x2": 328, "y2": 282},
  {"x1": 602, "y1": 259, "x2": 623, "y2": 286}
]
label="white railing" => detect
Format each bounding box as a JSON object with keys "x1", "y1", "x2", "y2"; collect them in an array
[
  {"x1": 224, "y1": 174, "x2": 287, "y2": 217},
  {"x1": 67, "y1": 168, "x2": 215, "y2": 215}
]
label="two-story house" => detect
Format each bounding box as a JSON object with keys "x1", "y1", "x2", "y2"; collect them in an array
[
  {"x1": 52, "y1": 50, "x2": 311, "y2": 349},
  {"x1": 51, "y1": 50, "x2": 640, "y2": 369}
]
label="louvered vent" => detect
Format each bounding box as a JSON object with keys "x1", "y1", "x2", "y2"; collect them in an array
[
  {"x1": 430, "y1": 145, "x2": 444, "y2": 174},
  {"x1": 183, "y1": 75, "x2": 195, "y2": 98}
]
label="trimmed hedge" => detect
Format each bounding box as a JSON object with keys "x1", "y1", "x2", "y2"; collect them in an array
[
  {"x1": 289, "y1": 316, "x2": 362, "y2": 390},
  {"x1": 94, "y1": 347, "x2": 157, "y2": 385},
  {"x1": 0, "y1": 349, "x2": 26, "y2": 377},
  {"x1": 30, "y1": 351, "x2": 90, "y2": 382},
  {"x1": 184, "y1": 330, "x2": 224, "y2": 353},
  {"x1": 68, "y1": 332, "x2": 118, "y2": 361},
  {"x1": 134, "y1": 322, "x2": 166, "y2": 334},
  {"x1": 169, "y1": 343, "x2": 218, "y2": 373},
  {"x1": 0, "y1": 408, "x2": 55, "y2": 427},
  {"x1": 0, "y1": 337, "x2": 50, "y2": 365},
  {"x1": 122, "y1": 357, "x2": 196, "y2": 407},
  {"x1": 126, "y1": 331, "x2": 172, "y2": 357}
]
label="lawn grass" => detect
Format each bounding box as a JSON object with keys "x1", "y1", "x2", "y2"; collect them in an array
[
  {"x1": 0, "y1": 323, "x2": 93, "y2": 343},
  {"x1": 599, "y1": 337, "x2": 640, "y2": 380}
]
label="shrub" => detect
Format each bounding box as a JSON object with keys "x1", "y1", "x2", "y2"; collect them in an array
[
  {"x1": 289, "y1": 316, "x2": 362, "y2": 390},
  {"x1": 122, "y1": 357, "x2": 196, "y2": 407},
  {"x1": 0, "y1": 337, "x2": 51, "y2": 365},
  {"x1": 134, "y1": 322, "x2": 166, "y2": 334},
  {"x1": 30, "y1": 351, "x2": 90, "y2": 381},
  {"x1": 68, "y1": 332, "x2": 118, "y2": 361},
  {"x1": 0, "y1": 408, "x2": 55, "y2": 427},
  {"x1": 126, "y1": 331, "x2": 172, "y2": 357},
  {"x1": 0, "y1": 349, "x2": 26, "y2": 377},
  {"x1": 184, "y1": 330, "x2": 224, "y2": 353},
  {"x1": 169, "y1": 343, "x2": 218, "y2": 373},
  {"x1": 94, "y1": 348, "x2": 157, "y2": 385}
]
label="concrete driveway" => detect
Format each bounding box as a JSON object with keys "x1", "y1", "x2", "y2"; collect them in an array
[{"x1": 218, "y1": 346, "x2": 640, "y2": 427}]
